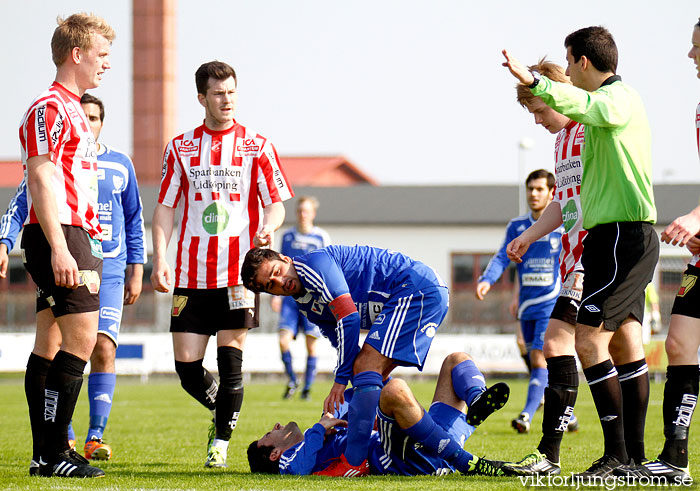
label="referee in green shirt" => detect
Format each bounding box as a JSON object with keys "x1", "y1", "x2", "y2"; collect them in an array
[{"x1": 502, "y1": 26, "x2": 658, "y2": 482}]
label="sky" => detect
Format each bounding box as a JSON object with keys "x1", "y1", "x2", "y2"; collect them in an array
[{"x1": 1, "y1": 1, "x2": 699, "y2": 185}]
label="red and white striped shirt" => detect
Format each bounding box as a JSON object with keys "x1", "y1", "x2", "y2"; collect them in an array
[
  {"x1": 552, "y1": 120, "x2": 586, "y2": 278},
  {"x1": 690, "y1": 102, "x2": 700, "y2": 267},
  {"x1": 159, "y1": 121, "x2": 293, "y2": 289},
  {"x1": 19, "y1": 82, "x2": 101, "y2": 239}
]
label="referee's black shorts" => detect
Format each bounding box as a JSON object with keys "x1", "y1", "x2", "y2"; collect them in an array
[{"x1": 577, "y1": 222, "x2": 659, "y2": 331}]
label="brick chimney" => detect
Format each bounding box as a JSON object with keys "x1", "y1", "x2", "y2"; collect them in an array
[{"x1": 132, "y1": 0, "x2": 176, "y2": 185}]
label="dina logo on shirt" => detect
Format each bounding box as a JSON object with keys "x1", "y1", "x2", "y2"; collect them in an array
[
  {"x1": 561, "y1": 199, "x2": 579, "y2": 233},
  {"x1": 202, "y1": 202, "x2": 229, "y2": 234}
]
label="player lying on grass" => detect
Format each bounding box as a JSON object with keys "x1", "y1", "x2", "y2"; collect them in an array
[
  {"x1": 242, "y1": 245, "x2": 449, "y2": 476},
  {"x1": 247, "y1": 351, "x2": 510, "y2": 476}
]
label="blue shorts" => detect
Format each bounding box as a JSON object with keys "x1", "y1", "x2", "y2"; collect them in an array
[
  {"x1": 364, "y1": 278, "x2": 449, "y2": 370},
  {"x1": 98, "y1": 277, "x2": 124, "y2": 346},
  {"x1": 279, "y1": 296, "x2": 321, "y2": 338},
  {"x1": 520, "y1": 317, "x2": 548, "y2": 352},
  {"x1": 369, "y1": 402, "x2": 474, "y2": 476}
]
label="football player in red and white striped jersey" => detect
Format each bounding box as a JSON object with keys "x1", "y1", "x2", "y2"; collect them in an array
[
  {"x1": 632, "y1": 17, "x2": 700, "y2": 482},
  {"x1": 504, "y1": 59, "x2": 649, "y2": 476},
  {"x1": 150, "y1": 61, "x2": 293, "y2": 469},
  {"x1": 19, "y1": 13, "x2": 114, "y2": 479}
]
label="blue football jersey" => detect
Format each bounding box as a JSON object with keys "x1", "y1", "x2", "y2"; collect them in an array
[
  {"x1": 280, "y1": 226, "x2": 331, "y2": 258},
  {"x1": 479, "y1": 213, "x2": 563, "y2": 320},
  {"x1": 292, "y1": 245, "x2": 445, "y2": 384}
]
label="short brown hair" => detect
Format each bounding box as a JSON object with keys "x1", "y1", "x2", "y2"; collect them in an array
[
  {"x1": 51, "y1": 13, "x2": 115, "y2": 68},
  {"x1": 564, "y1": 26, "x2": 618, "y2": 74},
  {"x1": 516, "y1": 58, "x2": 569, "y2": 107},
  {"x1": 527, "y1": 169, "x2": 555, "y2": 190},
  {"x1": 195, "y1": 61, "x2": 237, "y2": 95}
]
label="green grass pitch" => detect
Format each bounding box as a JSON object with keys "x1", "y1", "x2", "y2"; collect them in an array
[{"x1": 0, "y1": 374, "x2": 696, "y2": 490}]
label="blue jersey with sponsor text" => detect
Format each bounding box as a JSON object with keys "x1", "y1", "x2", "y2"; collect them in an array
[
  {"x1": 0, "y1": 144, "x2": 146, "y2": 279},
  {"x1": 479, "y1": 213, "x2": 563, "y2": 320},
  {"x1": 292, "y1": 245, "x2": 445, "y2": 385}
]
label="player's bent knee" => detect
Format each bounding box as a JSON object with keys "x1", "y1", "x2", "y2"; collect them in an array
[
  {"x1": 443, "y1": 352, "x2": 471, "y2": 371},
  {"x1": 380, "y1": 378, "x2": 411, "y2": 408}
]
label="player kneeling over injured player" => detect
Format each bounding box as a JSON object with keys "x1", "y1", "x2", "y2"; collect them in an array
[
  {"x1": 247, "y1": 352, "x2": 510, "y2": 476},
  {"x1": 243, "y1": 245, "x2": 454, "y2": 476}
]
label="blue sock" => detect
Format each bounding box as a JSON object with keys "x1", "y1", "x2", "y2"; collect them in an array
[
  {"x1": 281, "y1": 351, "x2": 296, "y2": 384},
  {"x1": 404, "y1": 410, "x2": 474, "y2": 473},
  {"x1": 67, "y1": 421, "x2": 75, "y2": 442},
  {"x1": 452, "y1": 360, "x2": 486, "y2": 406},
  {"x1": 86, "y1": 372, "x2": 116, "y2": 442},
  {"x1": 345, "y1": 371, "x2": 383, "y2": 466},
  {"x1": 304, "y1": 356, "x2": 317, "y2": 390},
  {"x1": 522, "y1": 367, "x2": 548, "y2": 418}
]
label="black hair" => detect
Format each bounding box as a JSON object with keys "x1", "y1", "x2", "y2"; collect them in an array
[
  {"x1": 564, "y1": 26, "x2": 618, "y2": 74},
  {"x1": 80, "y1": 92, "x2": 104, "y2": 121},
  {"x1": 241, "y1": 248, "x2": 283, "y2": 293},
  {"x1": 247, "y1": 440, "x2": 279, "y2": 474},
  {"x1": 526, "y1": 169, "x2": 555, "y2": 190}
]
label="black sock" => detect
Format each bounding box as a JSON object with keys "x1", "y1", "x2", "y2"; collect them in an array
[
  {"x1": 617, "y1": 358, "x2": 649, "y2": 464},
  {"x1": 215, "y1": 347, "x2": 244, "y2": 441},
  {"x1": 522, "y1": 353, "x2": 532, "y2": 374},
  {"x1": 659, "y1": 365, "x2": 699, "y2": 468},
  {"x1": 42, "y1": 351, "x2": 86, "y2": 459},
  {"x1": 174, "y1": 359, "x2": 217, "y2": 410},
  {"x1": 25, "y1": 353, "x2": 52, "y2": 462},
  {"x1": 583, "y1": 360, "x2": 628, "y2": 463},
  {"x1": 538, "y1": 355, "x2": 578, "y2": 463}
]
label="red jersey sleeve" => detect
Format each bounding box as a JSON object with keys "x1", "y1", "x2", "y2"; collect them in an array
[{"x1": 23, "y1": 100, "x2": 66, "y2": 161}]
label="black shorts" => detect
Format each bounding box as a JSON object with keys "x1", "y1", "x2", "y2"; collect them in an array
[
  {"x1": 671, "y1": 265, "x2": 700, "y2": 319},
  {"x1": 550, "y1": 271, "x2": 583, "y2": 326},
  {"x1": 21, "y1": 223, "x2": 103, "y2": 317},
  {"x1": 169, "y1": 287, "x2": 259, "y2": 336},
  {"x1": 577, "y1": 222, "x2": 659, "y2": 331}
]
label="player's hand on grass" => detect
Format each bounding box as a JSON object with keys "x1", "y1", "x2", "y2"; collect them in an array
[
  {"x1": 324, "y1": 382, "x2": 347, "y2": 414},
  {"x1": 502, "y1": 49, "x2": 534, "y2": 86},
  {"x1": 661, "y1": 207, "x2": 700, "y2": 247},
  {"x1": 475, "y1": 281, "x2": 491, "y2": 300},
  {"x1": 319, "y1": 412, "x2": 347, "y2": 436}
]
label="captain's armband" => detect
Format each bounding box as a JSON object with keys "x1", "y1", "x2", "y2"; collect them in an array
[{"x1": 328, "y1": 293, "x2": 357, "y2": 321}]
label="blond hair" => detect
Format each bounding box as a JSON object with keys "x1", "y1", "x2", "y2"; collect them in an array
[
  {"x1": 297, "y1": 195, "x2": 319, "y2": 211},
  {"x1": 516, "y1": 58, "x2": 569, "y2": 108},
  {"x1": 51, "y1": 13, "x2": 115, "y2": 67}
]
